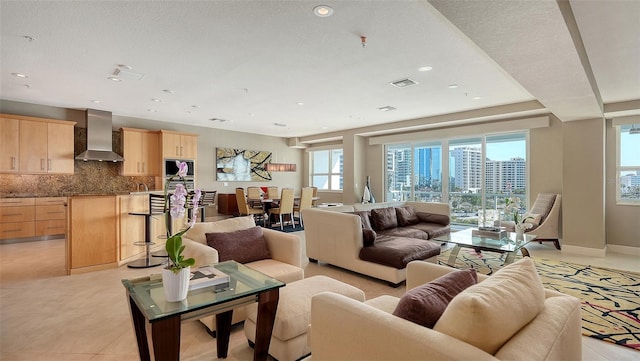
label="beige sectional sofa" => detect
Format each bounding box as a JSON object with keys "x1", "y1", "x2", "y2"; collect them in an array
[
  {"x1": 181, "y1": 216, "x2": 305, "y2": 334},
  {"x1": 302, "y1": 201, "x2": 450, "y2": 286},
  {"x1": 310, "y1": 259, "x2": 582, "y2": 360}
]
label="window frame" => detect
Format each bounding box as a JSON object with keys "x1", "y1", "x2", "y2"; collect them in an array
[
  {"x1": 616, "y1": 124, "x2": 640, "y2": 205},
  {"x1": 310, "y1": 148, "x2": 344, "y2": 191}
]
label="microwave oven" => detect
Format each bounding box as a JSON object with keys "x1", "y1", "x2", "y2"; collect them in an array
[{"x1": 165, "y1": 159, "x2": 195, "y2": 177}]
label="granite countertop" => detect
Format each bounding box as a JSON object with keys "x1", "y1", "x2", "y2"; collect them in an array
[{"x1": 1, "y1": 191, "x2": 161, "y2": 199}]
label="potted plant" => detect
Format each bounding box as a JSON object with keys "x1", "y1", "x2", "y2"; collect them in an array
[{"x1": 161, "y1": 161, "x2": 201, "y2": 302}]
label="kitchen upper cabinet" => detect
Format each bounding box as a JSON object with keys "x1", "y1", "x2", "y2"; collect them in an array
[
  {"x1": 160, "y1": 130, "x2": 198, "y2": 159},
  {"x1": 1, "y1": 114, "x2": 75, "y2": 175},
  {"x1": 19, "y1": 120, "x2": 48, "y2": 173},
  {"x1": 0, "y1": 117, "x2": 19, "y2": 173},
  {"x1": 121, "y1": 128, "x2": 160, "y2": 176},
  {"x1": 46, "y1": 123, "x2": 75, "y2": 174}
]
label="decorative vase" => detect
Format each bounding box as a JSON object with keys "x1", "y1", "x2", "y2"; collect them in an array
[
  {"x1": 515, "y1": 224, "x2": 525, "y2": 238},
  {"x1": 362, "y1": 176, "x2": 375, "y2": 204},
  {"x1": 162, "y1": 266, "x2": 191, "y2": 302}
]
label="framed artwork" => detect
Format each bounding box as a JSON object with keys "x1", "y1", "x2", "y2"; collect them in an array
[{"x1": 216, "y1": 147, "x2": 272, "y2": 181}]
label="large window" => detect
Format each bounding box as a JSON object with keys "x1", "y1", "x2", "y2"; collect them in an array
[
  {"x1": 618, "y1": 124, "x2": 640, "y2": 203},
  {"x1": 386, "y1": 142, "x2": 442, "y2": 202},
  {"x1": 311, "y1": 149, "x2": 343, "y2": 190},
  {"x1": 385, "y1": 132, "x2": 528, "y2": 227}
]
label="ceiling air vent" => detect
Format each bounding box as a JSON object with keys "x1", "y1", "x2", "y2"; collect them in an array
[
  {"x1": 377, "y1": 106, "x2": 396, "y2": 112},
  {"x1": 390, "y1": 78, "x2": 418, "y2": 88},
  {"x1": 112, "y1": 68, "x2": 145, "y2": 81}
]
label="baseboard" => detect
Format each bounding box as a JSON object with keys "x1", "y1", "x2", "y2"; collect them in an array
[
  {"x1": 607, "y1": 244, "x2": 640, "y2": 256},
  {"x1": 562, "y1": 244, "x2": 607, "y2": 257}
]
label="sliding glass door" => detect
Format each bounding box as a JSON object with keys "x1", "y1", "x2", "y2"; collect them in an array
[{"x1": 385, "y1": 132, "x2": 528, "y2": 227}]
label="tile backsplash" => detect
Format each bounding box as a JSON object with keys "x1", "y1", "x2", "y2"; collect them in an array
[{"x1": 0, "y1": 128, "x2": 156, "y2": 197}]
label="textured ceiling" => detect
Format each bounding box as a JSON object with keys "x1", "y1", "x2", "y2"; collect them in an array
[{"x1": 1, "y1": 1, "x2": 638, "y2": 140}]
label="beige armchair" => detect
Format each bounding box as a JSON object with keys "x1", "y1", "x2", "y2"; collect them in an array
[
  {"x1": 310, "y1": 260, "x2": 581, "y2": 361},
  {"x1": 181, "y1": 216, "x2": 305, "y2": 335},
  {"x1": 500, "y1": 193, "x2": 562, "y2": 249}
]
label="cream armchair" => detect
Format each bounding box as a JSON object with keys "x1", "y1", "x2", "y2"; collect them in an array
[
  {"x1": 499, "y1": 193, "x2": 562, "y2": 249},
  {"x1": 309, "y1": 260, "x2": 581, "y2": 361},
  {"x1": 182, "y1": 216, "x2": 305, "y2": 335}
]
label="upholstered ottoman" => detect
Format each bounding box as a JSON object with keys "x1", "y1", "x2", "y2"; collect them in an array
[{"x1": 244, "y1": 275, "x2": 365, "y2": 361}]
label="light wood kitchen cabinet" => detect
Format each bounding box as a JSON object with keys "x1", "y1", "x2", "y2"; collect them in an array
[
  {"x1": 19, "y1": 120, "x2": 48, "y2": 173},
  {"x1": 0, "y1": 198, "x2": 35, "y2": 239},
  {"x1": 46, "y1": 123, "x2": 75, "y2": 174},
  {"x1": 121, "y1": 128, "x2": 160, "y2": 176},
  {"x1": 1, "y1": 114, "x2": 76, "y2": 175},
  {"x1": 160, "y1": 130, "x2": 198, "y2": 159},
  {"x1": 35, "y1": 197, "x2": 67, "y2": 236},
  {"x1": 0, "y1": 117, "x2": 19, "y2": 173},
  {"x1": 67, "y1": 196, "x2": 118, "y2": 274}
]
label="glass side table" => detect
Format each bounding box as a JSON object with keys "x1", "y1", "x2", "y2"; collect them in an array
[{"x1": 122, "y1": 260, "x2": 284, "y2": 361}]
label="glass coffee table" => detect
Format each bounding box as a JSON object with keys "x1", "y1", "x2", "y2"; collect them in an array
[
  {"x1": 434, "y1": 228, "x2": 538, "y2": 267},
  {"x1": 122, "y1": 260, "x2": 284, "y2": 361}
]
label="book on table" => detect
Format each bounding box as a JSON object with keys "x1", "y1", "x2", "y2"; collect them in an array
[{"x1": 189, "y1": 266, "x2": 230, "y2": 291}]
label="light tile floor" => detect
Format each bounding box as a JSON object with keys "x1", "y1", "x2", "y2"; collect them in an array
[{"x1": 1, "y1": 233, "x2": 638, "y2": 360}]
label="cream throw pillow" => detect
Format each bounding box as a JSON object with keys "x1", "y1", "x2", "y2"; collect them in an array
[
  {"x1": 433, "y1": 257, "x2": 545, "y2": 354},
  {"x1": 524, "y1": 213, "x2": 542, "y2": 226}
]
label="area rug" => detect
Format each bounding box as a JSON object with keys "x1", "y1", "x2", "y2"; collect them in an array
[{"x1": 437, "y1": 248, "x2": 640, "y2": 351}]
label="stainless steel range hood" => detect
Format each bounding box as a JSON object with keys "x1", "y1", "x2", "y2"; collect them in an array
[{"x1": 75, "y1": 109, "x2": 124, "y2": 162}]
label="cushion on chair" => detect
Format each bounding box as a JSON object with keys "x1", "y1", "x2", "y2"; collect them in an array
[
  {"x1": 392, "y1": 268, "x2": 477, "y2": 328},
  {"x1": 523, "y1": 212, "x2": 542, "y2": 226},
  {"x1": 433, "y1": 257, "x2": 545, "y2": 355},
  {"x1": 529, "y1": 194, "x2": 556, "y2": 223},
  {"x1": 370, "y1": 207, "x2": 399, "y2": 231},
  {"x1": 205, "y1": 226, "x2": 271, "y2": 263},
  {"x1": 395, "y1": 206, "x2": 419, "y2": 226},
  {"x1": 416, "y1": 212, "x2": 450, "y2": 226}
]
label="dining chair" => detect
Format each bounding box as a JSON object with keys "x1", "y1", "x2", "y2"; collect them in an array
[
  {"x1": 293, "y1": 187, "x2": 313, "y2": 227},
  {"x1": 246, "y1": 186, "x2": 263, "y2": 209},
  {"x1": 311, "y1": 186, "x2": 318, "y2": 206},
  {"x1": 268, "y1": 188, "x2": 295, "y2": 230},
  {"x1": 267, "y1": 186, "x2": 279, "y2": 200},
  {"x1": 235, "y1": 188, "x2": 265, "y2": 225}
]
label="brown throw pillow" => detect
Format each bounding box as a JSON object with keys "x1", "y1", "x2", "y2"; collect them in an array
[
  {"x1": 416, "y1": 212, "x2": 450, "y2": 226},
  {"x1": 396, "y1": 206, "x2": 419, "y2": 226},
  {"x1": 205, "y1": 226, "x2": 271, "y2": 263},
  {"x1": 351, "y1": 211, "x2": 373, "y2": 230},
  {"x1": 392, "y1": 269, "x2": 477, "y2": 328},
  {"x1": 362, "y1": 229, "x2": 377, "y2": 246},
  {"x1": 370, "y1": 207, "x2": 398, "y2": 231}
]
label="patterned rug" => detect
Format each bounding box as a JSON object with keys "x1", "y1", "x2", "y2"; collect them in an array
[{"x1": 437, "y1": 248, "x2": 640, "y2": 351}]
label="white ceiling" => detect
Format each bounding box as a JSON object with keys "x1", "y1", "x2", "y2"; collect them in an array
[{"x1": 1, "y1": 1, "x2": 638, "y2": 141}]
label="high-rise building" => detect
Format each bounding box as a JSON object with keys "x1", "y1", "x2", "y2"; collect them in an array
[
  {"x1": 485, "y1": 157, "x2": 527, "y2": 193},
  {"x1": 450, "y1": 147, "x2": 482, "y2": 191},
  {"x1": 415, "y1": 147, "x2": 441, "y2": 184}
]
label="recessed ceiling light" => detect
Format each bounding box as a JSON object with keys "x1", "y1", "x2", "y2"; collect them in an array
[
  {"x1": 321, "y1": 126, "x2": 328, "y2": 130},
  {"x1": 313, "y1": 5, "x2": 333, "y2": 17},
  {"x1": 91, "y1": 100, "x2": 101, "y2": 103},
  {"x1": 274, "y1": 123, "x2": 287, "y2": 127},
  {"x1": 378, "y1": 106, "x2": 396, "y2": 112},
  {"x1": 163, "y1": 89, "x2": 174, "y2": 94},
  {"x1": 151, "y1": 98, "x2": 162, "y2": 102},
  {"x1": 147, "y1": 109, "x2": 156, "y2": 112},
  {"x1": 418, "y1": 66, "x2": 433, "y2": 72},
  {"x1": 11, "y1": 72, "x2": 28, "y2": 78},
  {"x1": 472, "y1": 96, "x2": 482, "y2": 100},
  {"x1": 191, "y1": 105, "x2": 200, "y2": 108},
  {"x1": 23, "y1": 84, "x2": 31, "y2": 88},
  {"x1": 448, "y1": 84, "x2": 459, "y2": 89},
  {"x1": 210, "y1": 118, "x2": 232, "y2": 123},
  {"x1": 296, "y1": 102, "x2": 305, "y2": 106},
  {"x1": 108, "y1": 76, "x2": 122, "y2": 82},
  {"x1": 23, "y1": 35, "x2": 36, "y2": 42}
]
